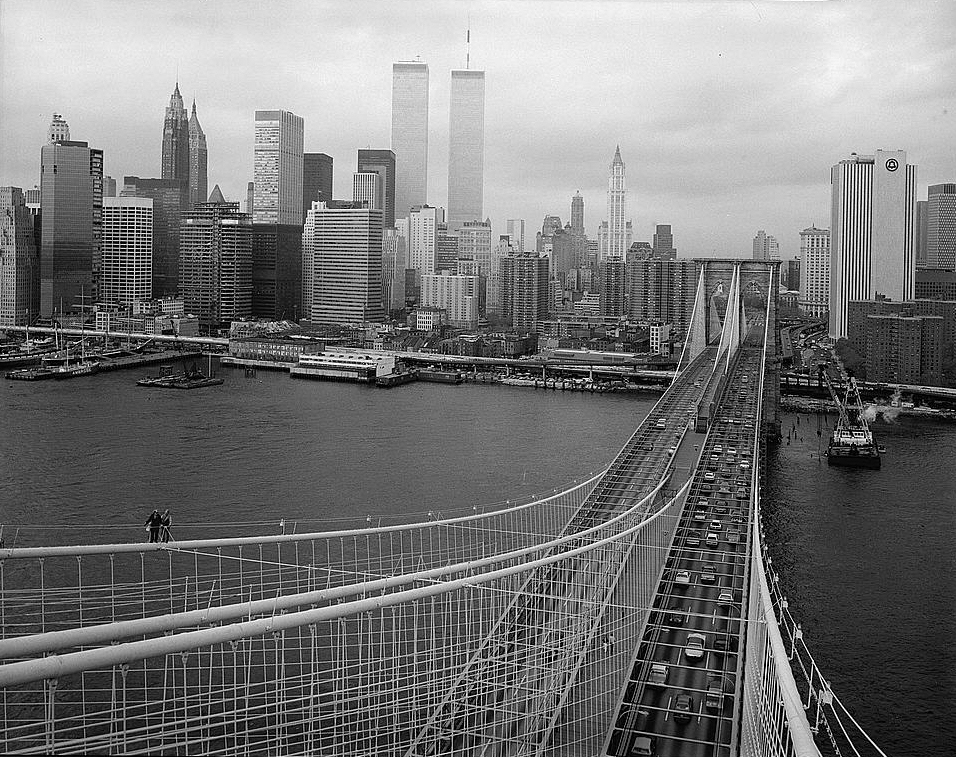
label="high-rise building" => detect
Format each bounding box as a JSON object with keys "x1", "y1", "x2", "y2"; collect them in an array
[
  {"x1": 408, "y1": 205, "x2": 441, "y2": 278},
  {"x1": 752, "y1": 230, "x2": 779, "y2": 261},
  {"x1": 100, "y1": 197, "x2": 153, "y2": 306},
  {"x1": 246, "y1": 182, "x2": 255, "y2": 217},
  {"x1": 600, "y1": 258, "x2": 626, "y2": 317},
  {"x1": 302, "y1": 153, "x2": 333, "y2": 221},
  {"x1": 48, "y1": 113, "x2": 70, "y2": 144},
  {"x1": 603, "y1": 146, "x2": 628, "y2": 261},
  {"x1": 550, "y1": 225, "x2": 576, "y2": 284},
  {"x1": 458, "y1": 220, "x2": 493, "y2": 272},
  {"x1": 506, "y1": 219, "x2": 526, "y2": 253},
  {"x1": 627, "y1": 258, "x2": 698, "y2": 329},
  {"x1": 537, "y1": 215, "x2": 563, "y2": 256},
  {"x1": 435, "y1": 223, "x2": 459, "y2": 273},
  {"x1": 187, "y1": 100, "x2": 208, "y2": 210},
  {"x1": 447, "y1": 69, "x2": 485, "y2": 227},
  {"x1": 501, "y1": 252, "x2": 549, "y2": 333},
  {"x1": 916, "y1": 269, "x2": 956, "y2": 300},
  {"x1": 0, "y1": 187, "x2": 40, "y2": 326},
  {"x1": 916, "y1": 200, "x2": 928, "y2": 266},
  {"x1": 179, "y1": 191, "x2": 252, "y2": 329},
  {"x1": 381, "y1": 228, "x2": 407, "y2": 313},
  {"x1": 829, "y1": 150, "x2": 917, "y2": 338},
  {"x1": 302, "y1": 201, "x2": 384, "y2": 325},
  {"x1": 798, "y1": 227, "x2": 830, "y2": 317},
  {"x1": 925, "y1": 183, "x2": 956, "y2": 269},
  {"x1": 652, "y1": 224, "x2": 677, "y2": 259},
  {"x1": 161, "y1": 83, "x2": 190, "y2": 184},
  {"x1": 785, "y1": 257, "x2": 802, "y2": 292},
  {"x1": 121, "y1": 177, "x2": 188, "y2": 297},
  {"x1": 391, "y1": 61, "x2": 429, "y2": 220},
  {"x1": 253, "y1": 110, "x2": 304, "y2": 226},
  {"x1": 570, "y1": 192, "x2": 585, "y2": 235},
  {"x1": 102, "y1": 176, "x2": 117, "y2": 198},
  {"x1": 251, "y1": 224, "x2": 302, "y2": 321},
  {"x1": 352, "y1": 172, "x2": 381, "y2": 210},
  {"x1": 421, "y1": 272, "x2": 480, "y2": 329},
  {"x1": 598, "y1": 219, "x2": 632, "y2": 261},
  {"x1": 357, "y1": 149, "x2": 396, "y2": 228},
  {"x1": 39, "y1": 133, "x2": 103, "y2": 318}
]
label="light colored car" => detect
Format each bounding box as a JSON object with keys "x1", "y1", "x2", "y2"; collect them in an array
[
  {"x1": 648, "y1": 663, "x2": 668, "y2": 687},
  {"x1": 717, "y1": 590, "x2": 734, "y2": 606},
  {"x1": 701, "y1": 564, "x2": 717, "y2": 584},
  {"x1": 706, "y1": 532, "x2": 719, "y2": 547},
  {"x1": 705, "y1": 676, "x2": 725, "y2": 710},
  {"x1": 684, "y1": 632, "x2": 706, "y2": 660},
  {"x1": 631, "y1": 736, "x2": 656, "y2": 757},
  {"x1": 710, "y1": 519, "x2": 723, "y2": 531},
  {"x1": 727, "y1": 531, "x2": 741, "y2": 544},
  {"x1": 655, "y1": 418, "x2": 667, "y2": 429},
  {"x1": 714, "y1": 444, "x2": 723, "y2": 453},
  {"x1": 704, "y1": 472, "x2": 715, "y2": 482},
  {"x1": 675, "y1": 570, "x2": 692, "y2": 585}
]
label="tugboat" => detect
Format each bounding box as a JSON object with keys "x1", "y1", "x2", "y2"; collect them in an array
[{"x1": 823, "y1": 373, "x2": 881, "y2": 469}]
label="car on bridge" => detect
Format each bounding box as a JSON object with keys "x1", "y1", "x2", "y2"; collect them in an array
[
  {"x1": 655, "y1": 418, "x2": 667, "y2": 429},
  {"x1": 667, "y1": 604, "x2": 690, "y2": 626},
  {"x1": 717, "y1": 590, "x2": 734, "y2": 606},
  {"x1": 647, "y1": 663, "x2": 669, "y2": 688},
  {"x1": 684, "y1": 632, "x2": 706, "y2": 661},
  {"x1": 709, "y1": 519, "x2": 723, "y2": 530},
  {"x1": 675, "y1": 569, "x2": 692, "y2": 585},
  {"x1": 705, "y1": 675, "x2": 726, "y2": 711},
  {"x1": 673, "y1": 692, "x2": 695, "y2": 724},
  {"x1": 701, "y1": 564, "x2": 717, "y2": 583},
  {"x1": 706, "y1": 532, "x2": 719, "y2": 547},
  {"x1": 630, "y1": 736, "x2": 657, "y2": 756}
]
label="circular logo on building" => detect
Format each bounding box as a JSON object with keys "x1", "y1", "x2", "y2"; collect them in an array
[{"x1": 885, "y1": 158, "x2": 899, "y2": 172}]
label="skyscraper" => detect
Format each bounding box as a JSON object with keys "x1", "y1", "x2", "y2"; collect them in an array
[
  {"x1": 100, "y1": 197, "x2": 153, "y2": 305},
  {"x1": 925, "y1": 183, "x2": 956, "y2": 269},
  {"x1": 161, "y1": 83, "x2": 190, "y2": 184},
  {"x1": 603, "y1": 146, "x2": 628, "y2": 261},
  {"x1": 506, "y1": 219, "x2": 526, "y2": 253},
  {"x1": 121, "y1": 177, "x2": 188, "y2": 297},
  {"x1": 408, "y1": 205, "x2": 441, "y2": 278},
  {"x1": 253, "y1": 110, "x2": 304, "y2": 226},
  {"x1": 421, "y1": 272, "x2": 480, "y2": 329},
  {"x1": 391, "y1": 60, "x2": 429, "y2": 220},
  {"x1": 829, "y1": 150, "x2": 917, "y2": 338},
  {"x1": 447, "y1": 69, "x2": 485, "y2": 228},
  {"x1": 652, "y1": 224, "x2": 677, "y2": 259},
  {"x1": 179, "y1": 192, "x2": 252, "y2": 329},
  {"x1": 48, "y1": 113, "x2": 70, "y2": 144},
  {"x1": 600, "y1": 258, "x2": 626, "y2": 317},
  {"x1": 799, "y1": 227, "x2": 830, "y2": 317},
  {"x1": 187, "y1": 100, "x2": 208, "y2": 210},
  {"x1": 357, "y1": 149, "x2": 396, "y2": 228},
  {"x1": 501, "y1": 252, "x2": 549, "y2": 333},
  {"x1": 627, "y1": 258, "x2": 698, "y2": 329},
  {"x1": 39, "y1": 127, "x2": 102, "y2": 318},
  {"x1": 570, "y1": 192, "x2": 585, "y2": 235},
  {"x1": 752, "y1": 230, "x2": 779, "y2": 261},
  {"x1": 352, "y1": 172, "x2": 381, "y2": 210},
  {"x1": 303, "y1": 153, "x2": 333, "y2": 221},
  {"x1": 251, "y1": 223, "x2": 302, "y2": 321},
  {"x1": 302, "y1": 201, "x2": 384, "y2": 325},
  {"x1": 381, "y1": 228, "x2": 407, "y2": 313},
  {"x1": 0, "y1": 186, "x2": 40, "y2": 326}
]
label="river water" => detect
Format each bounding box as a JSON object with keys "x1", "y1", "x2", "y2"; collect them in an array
[{"x1": 1, "y1": 368, "x2": 952, "y2": 754}]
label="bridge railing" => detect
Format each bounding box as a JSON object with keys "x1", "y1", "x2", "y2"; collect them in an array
[{"x1": 0, "y1": 466, "x2": 686, "y2": 756}]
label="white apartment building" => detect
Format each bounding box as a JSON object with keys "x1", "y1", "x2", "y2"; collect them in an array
[
  {"x1": 799, "y1": 227, "x2": 830, "y2": 317},
  {"x1": 100, "y1": 196, "x2": 153, "y2": 305},
  {"x1": 420, "y1": 271, "x2": 480, "y2": 329}
]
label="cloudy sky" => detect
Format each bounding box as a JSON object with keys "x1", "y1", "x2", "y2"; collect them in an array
[{"x1": 1, "y1": 0, "x2": 953, "y2": 258}]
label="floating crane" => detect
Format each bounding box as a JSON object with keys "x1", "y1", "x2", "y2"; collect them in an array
[{"x1": 821, "y1": 369, "x2": 882, "y2": 469}]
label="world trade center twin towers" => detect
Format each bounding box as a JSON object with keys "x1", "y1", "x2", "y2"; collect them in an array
[{"x1": 391, "y1": 60, "x2": 485, "y2": 229}]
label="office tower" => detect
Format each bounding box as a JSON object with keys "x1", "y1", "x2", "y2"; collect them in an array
[
  {"x1": 48, "y1": 113, "x2": 70, "y2": 144},
  {"x1": 179, "y1": 192, "x2": 252, "y2": 329},
  {"x1": 353, "y1": 172, "x2": 381, "y2": 210},
  {"x1": 752, "y1": 230, "x2": 779, "y2": 261},
  {"x1": 785, "y1": 257, "x2": 801, "y2": 291},
  {"x1": 916, "y1": 200, "x2": 928, "y2": 266},
  {"x1": 121, "y1": 177, "x2": 188, "y2": 297},
  {"x1": 188, "y1": 100, "x2": 208, "y2": 209},
  {"x1": 570, "y1": 192, "x2": 584, "y2": 235},
  {"x1": 457, "y1": 220, "x2": 493, "y2": 271},
  {"x1": 627, "y1": 258, "x2": 698, "y2": 329},
  {"x1": 537, "y1": 215, "x2": 563, "y2": 255},
  {"x1": 391, "y1": 60, "x2": 429, "y2": 219},
  {"x1": 161, "y1": 83, "x2": 190, "y2": 183},
  {"x1": 447, "y1": 69, "x2": 485, "y2": 227},
  {"x1": 103, "y1": 176, "x2": 117, "y2": 198},
  {"x1": 302, "y1": 201, "x2": 384, "y2": 325},
  {"x1": 829, "y1": 150, "x2": 917, "y2": 338},
  {"x1": 600, "y1": 258, "x2": 626, "y2": 317},
  {"x1": 925, "y1": 183, "x2": 956, "y2": 269},
  {"x1": 357, "y1": 149, "x2": 396, "y2": 227},
  {"x1": 501, "y1": 252, "x2": 549, "y2": 332},
  {"x1": 598, "y1": 219, "x2": 632, "y2": 261},
  {"x1": 254, "y1": 110, "x2": 305, "y2": 226},
  {"x1": 653, "y1": 224, "x2": 677, "y2": 259},
  {"x1": 550, "y1": 224, "x2": 576, "y2": 284},
  {"x1": 381, "y1": 228, "x2": 407, "y2": 313},
  {"x1": 246, "y1": 182, "x2": 254, "y2": 217},
  {"x1": 39, "y1": 137, "x2": 103, "y2": 318},
  {"x1": 603, "y1": 146, "x2": 628, "y2": 261},
  {"x1": 486, "y1": 236, "x2": 515, "y2": 315},
  {"x1": 0, "y1": 187, "x2": 40, "y2": 326},
  {"x1": 408, "y1": 205, "x2": 440, "y2": 278},
  {"x1": 436, "y1": 223, "x2": 459, "y2": 272},
  {"x1": 916, "y1": 269, "x2": 956, "y2": 300},
  {"x1": 100, "y1": 197, "x2": 153, "y2": 305},
  {"x1": 506, "y1": 219, "x2": 526, "y2": 253},
  {"x1": 251, "y1": 224, "x2": 302, "y2": 321},
  {"x1": 421, "y1": 272, "x2": 480, "y2": 329},
  {"x1": 303, "y1": 153, "x2": 333, "y2": 221}
]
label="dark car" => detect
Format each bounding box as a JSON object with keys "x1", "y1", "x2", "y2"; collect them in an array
[{"x1": 673, "y1": 692, "x2": 694, "y2": 724}]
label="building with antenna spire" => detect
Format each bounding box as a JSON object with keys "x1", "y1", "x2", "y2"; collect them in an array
[
  {"x1": 161, "y1": 83, "x2": 190, "y2": 183},
  {"x1": 188, "y1": 99, "x2": 208, "y2": 210},
  {"x1": 447, "y1": 27, "x2": 485, "y2": 231}
]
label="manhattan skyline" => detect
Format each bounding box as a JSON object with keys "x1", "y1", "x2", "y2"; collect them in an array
[{"x1": 1, "y1": 0, "x2": 954, "y2": 258}]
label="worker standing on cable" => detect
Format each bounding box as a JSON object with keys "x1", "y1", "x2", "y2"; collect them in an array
[{"x1": 145, "y1": 509, "x2": 163, "y2": 543}]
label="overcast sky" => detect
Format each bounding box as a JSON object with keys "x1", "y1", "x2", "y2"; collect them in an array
[{"x1": 1, "y1": 0, "x2": 953, "y2": 258}]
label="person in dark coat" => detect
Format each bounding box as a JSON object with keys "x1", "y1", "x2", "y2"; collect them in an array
[
  {"x1": 145, "y1": 509, "x2": 163, "y2": 543},
  {"x1": 160, "y1": 509, "x2": 172, "y2": 543}
]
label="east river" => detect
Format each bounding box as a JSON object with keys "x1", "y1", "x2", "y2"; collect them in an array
[{"x1": 1, "y1": 368, "x2": 953, "y2": 755}]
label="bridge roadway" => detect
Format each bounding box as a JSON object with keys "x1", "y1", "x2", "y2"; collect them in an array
[{"x1": 607, "y1": 332, "x2": 766, "y2": 756}]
